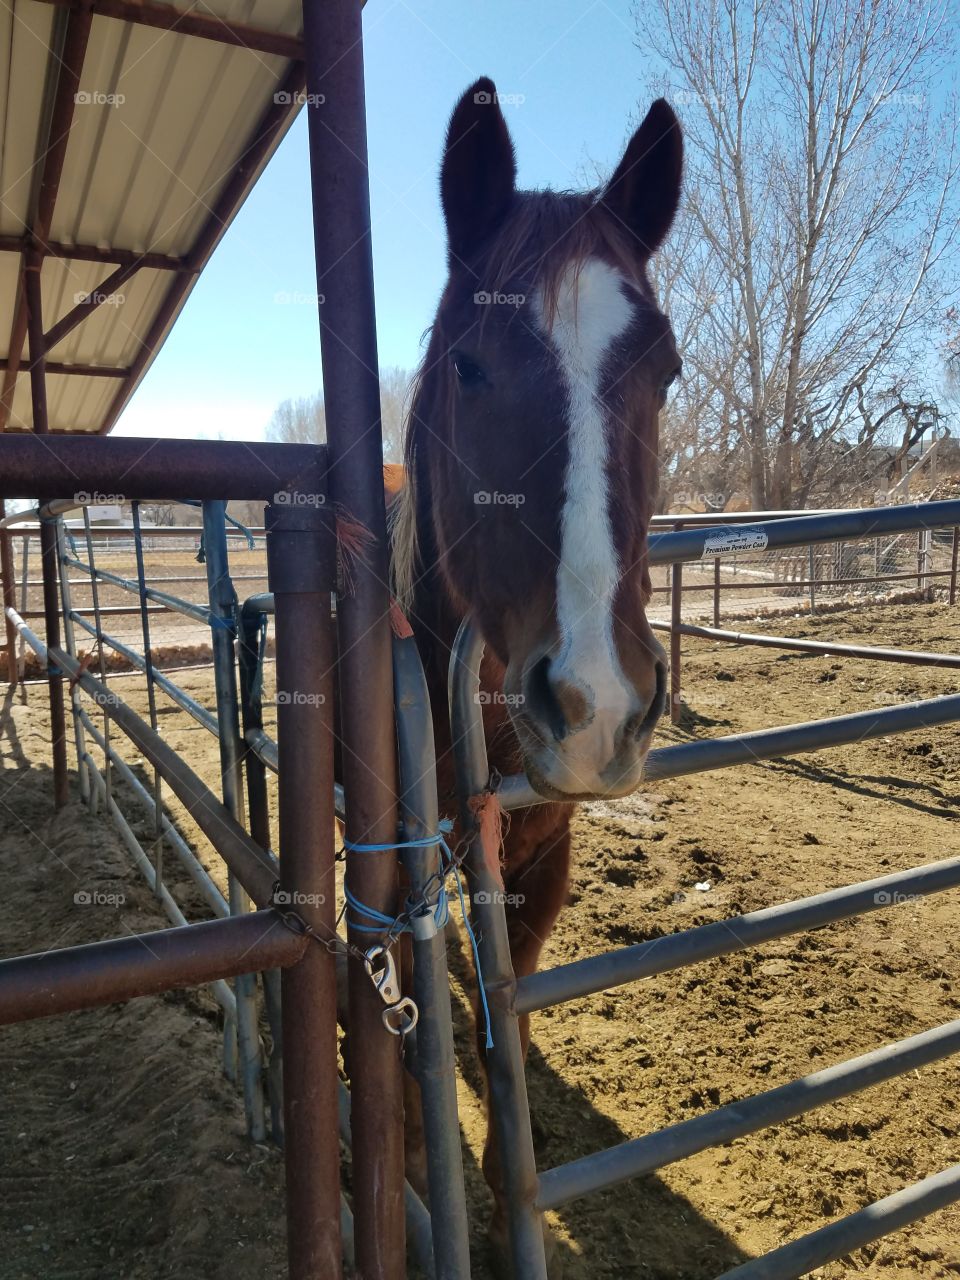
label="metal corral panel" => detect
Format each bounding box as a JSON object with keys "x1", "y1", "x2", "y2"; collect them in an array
[{"x1": 0, "y1": 0, "x2": 305, "y2": 433}]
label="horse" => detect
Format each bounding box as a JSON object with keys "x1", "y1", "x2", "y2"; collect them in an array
[{"x1": 388, "y1": 76, "x2": 683, "y2": 1265}]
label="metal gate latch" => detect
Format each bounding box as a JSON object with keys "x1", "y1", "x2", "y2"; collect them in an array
[{"x1": 363, "y1": 944, "x2": 419, "y2": 1037}]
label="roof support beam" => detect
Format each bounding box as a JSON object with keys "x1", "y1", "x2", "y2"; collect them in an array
[
  {"x1": 33, "y1": 0, "x2": 304, "y2": 60},
  {"x1": 0, "y1": 7, "x2": 93, "y2": 431},
  {"x1": 0, "y1": 360, "x2": 129, "y2": 378},
  {"x1": 44, "y1": 260, "x2": 143, "y2": 352},
  {"x1": 0, "y1": 236, "x2": 188, "y2": 271}
]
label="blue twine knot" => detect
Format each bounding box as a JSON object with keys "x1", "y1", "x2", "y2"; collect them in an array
[{"x1": 343, "y1": 826, "x2": 494, "y2": 1049}]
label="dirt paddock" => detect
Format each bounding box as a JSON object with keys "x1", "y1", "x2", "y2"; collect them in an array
[{"x1": 1, "y1": 600, "x2": 959, "y2": 1278}]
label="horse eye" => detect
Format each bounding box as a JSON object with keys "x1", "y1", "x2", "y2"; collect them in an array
[
  {"x1": 452, "y1": 351, "x2": 486, "y2": 387},
  {"x1": 663, "y1": 364, "x2": 682, "y2": 391}
]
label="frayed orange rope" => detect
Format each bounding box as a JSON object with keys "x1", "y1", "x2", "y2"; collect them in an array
[
  {"x1": 389, "y1": 599, "x2": 414, "y2": 638},
  {"x1": 468, "y1": 789, "x2": 507, "y2": 892}
]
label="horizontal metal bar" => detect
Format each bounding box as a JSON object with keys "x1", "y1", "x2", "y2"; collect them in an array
[
  {"x1": 643, "y1": 692, "x2": 960, "y2": 781},
  {"x1": 536, "y1": 1018, "x2": 960, "y2": 1210},
  {"x1": 651, "y1": 620, "x2": 960, "y2": 668},
  {"x1": 9, "y1": 609, "x2": 279, "y2": 905},
  {"x1": 244, "y1": 727, "x2": 345, "y2": 818},
  {"x1": 78, "y1": 709, "x2": 229, "y2": 919},
  {"x1": 649, "y1": 567, "x2": 954, "y2": 593},
  {"x1": 650, "y1": 509, "x2": 846, "y2": 526},
  {"x1": 71, "y1": 612, "x2": 219, "y2": 734},
  {"x1": 0, "y1": 361, "x2": 129, "y2": 377},
  {"x1": 62, "y1": 554, "x2": 213, "y2": 625},
  {"x1": 0, "y1": 436, "x2": 326, "y2": 501},
  {"x1": 516, "y1": 852, "x2": 960, "y2": 1014},
  {"x1": 716, "y1": 1163, "x2": 960, "y2": 1280},
  {"x1": 647, "y1": 500, "x2": 960, "y2": 566},
  {"x1": 0, "y1": 909, "x2": 305, "y2": 1026},
  {"x1": 0, "y1": 235, "x2": 190, "y2": 271}
]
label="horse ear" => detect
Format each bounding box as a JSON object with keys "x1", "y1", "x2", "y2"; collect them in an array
[
  {"x1": 441, "y1": 77, "x2": 517, "y2": 264},
  {"x1": 601, "y1": 99, "x2": 683, "y2": 256}
]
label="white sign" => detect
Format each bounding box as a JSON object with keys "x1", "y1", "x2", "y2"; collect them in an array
[{"x1": 702, "y1": 526, "x2": 769, "y2": 557}]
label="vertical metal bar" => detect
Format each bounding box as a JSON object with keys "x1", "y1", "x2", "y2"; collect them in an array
[
  {"x1": 916, "y1": 530, "x2": 924, "y2": 591},
  {"x1": 950, "y1": 527, "x2": 959, "y2": 606},
  {"x1": 55, "y1": 518, "x2": 89, "y2": 803},
  {"x1": 670, "y1": 529, "x2": 683, "y2": 725},
  {"x1": 450, "y1": 622, "x2": 549, "y2": 1280},
  {"x1": 238, "y1": 599, "x2": 284, "y2": 1142},
  {"x1": 0, "y1": 502, "x2": 17, "y2": 684},
  {"x1": 712, "y1": 555, "x2": 720, "y2": 627},
  {"x1": 808, "y1": 544, "x2": 816, "y2": 615},
  {"x1": 300, "y1": 1, "x2": 404, "y2": 1272},
  {"x1": 131, "y1": 503, "x2": 164, "y2": 887},
  {"x1": 267, "y1": 496, "x2": 342, "y2": 1280},
  {"x1": 25, "y1": 251, "x2": 68, "y2": 807},
  {"x1": 202, "y1": 500, "x2": 266, "y2": 1141},
  {"x1": 82, "y1": 509, "x2": 111, "y2": 811},
  {"x1": 392, "y1": 633, "x2": 472, "y2": 1279},
  {"x1": 17, "y1": 533, "x2": 29, "y2": 682}
]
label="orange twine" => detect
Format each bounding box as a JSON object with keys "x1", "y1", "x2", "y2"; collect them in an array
[{"x1": 468, "y1": 789, "x2": 507, "y2": 892}]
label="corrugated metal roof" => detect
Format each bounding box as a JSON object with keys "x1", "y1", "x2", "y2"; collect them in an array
[{"x1": 0, "y1": 0, "x2": 306, "y2": 434}]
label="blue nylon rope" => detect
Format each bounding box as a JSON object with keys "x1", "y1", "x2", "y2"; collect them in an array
[{"x1": 343, "y1": 828, "x2": 494, "y2": 1049}]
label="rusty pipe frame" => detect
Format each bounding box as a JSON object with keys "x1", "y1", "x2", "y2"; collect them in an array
[
  {"x1": 0, "y1": 909, "x2": 306, "y2": 1026},
  {"x1": 267, "y1": 497, "x2": 343, "y2": 1279},
  {"x1": 8, "y1": 607, "x2": 279, "y2": 906},
  {"x1": 0, "y1": 435, "x2": 326, "y2": 502},
  {"x1": 25, "y1": 254, "x2": 70, "y2": 807},
  {"x1": 0, "y1": 502, "x2": 17, "y2": 683},
  {"x1": 300, "y1": 1, "x2": 404, "y2": 1273}
]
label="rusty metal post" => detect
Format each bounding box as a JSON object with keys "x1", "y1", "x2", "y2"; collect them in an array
[
  {"x1": 712, "y1": 555, "x2": 720, "y2": 627},
  {"x1": 267, "y1": 496, "x2": 342, "y2": 1280},
  {"x1": 670, "y1": 524, "x2": 683, "y2": 725},
  {"x1": 24, "y1": 252, "x2": 68, "y2": 806},
  {"x1": 950, "y1": 528, "x2": 959, "y2": 606},
  {"x1": 300, "y1": 1, "x2": 404, "y2": 1274},
  {"x1": 0, "y1": 501, "x2": 17, "y2": 684}
]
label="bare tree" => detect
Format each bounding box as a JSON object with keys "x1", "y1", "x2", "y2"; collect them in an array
[
  {"x1": 265, "y1": 392, "x2": 326, "y2": 445},
  {"x1": 637, "y1": 0, "x2": 960, "y2": 509},
  {"x1": 265, "y1": 367, "x2": 412, "y2": 461}
]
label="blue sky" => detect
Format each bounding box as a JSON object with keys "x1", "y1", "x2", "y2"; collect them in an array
[{"x1": 116, "y1": 0, "x2": 651, "y2": 440}]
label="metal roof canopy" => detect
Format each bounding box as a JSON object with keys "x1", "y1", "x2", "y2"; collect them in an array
[{"x1": 0, "y1": 0, "x2": 308, "y2": 434}]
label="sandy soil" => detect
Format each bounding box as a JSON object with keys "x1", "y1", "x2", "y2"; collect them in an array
[{"x1": 2, "y1": 600, "x2": 960, "y2": 1277}]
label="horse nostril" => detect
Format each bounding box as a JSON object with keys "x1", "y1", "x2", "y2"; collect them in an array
[
  {"x1": 523, "y1": 654, "x2": 568, "y2": 742},
  {"x1": 643, "y1": 660, "x2": 668, "y2": 733}
]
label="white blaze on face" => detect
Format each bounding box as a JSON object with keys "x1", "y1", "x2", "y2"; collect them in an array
[{"x1": 534, "y1": 257, "x2": 638, "y2": 762}]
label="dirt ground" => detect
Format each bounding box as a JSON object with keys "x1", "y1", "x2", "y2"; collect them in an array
[{"x1": 2, "y1": 599, "x2": 960, "y2": 1278}]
